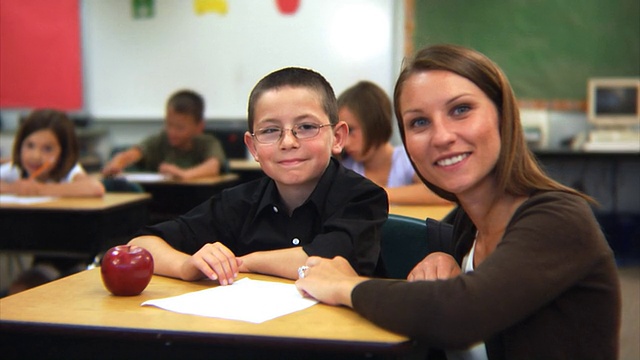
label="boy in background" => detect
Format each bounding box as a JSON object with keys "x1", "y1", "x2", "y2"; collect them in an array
[
  {"x1": 128, "y1": 67, "x2": 388, "y2": 284},
  {"x1": 102, "y1": 89, "x2": 226, "y2": 180}
]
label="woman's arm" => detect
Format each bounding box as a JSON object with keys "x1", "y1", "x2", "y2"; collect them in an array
[{"x1": 303, "y1": 193, "x2": 619, "y2": 349}]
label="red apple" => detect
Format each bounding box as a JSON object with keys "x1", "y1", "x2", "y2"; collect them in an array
[{"x1": 101, "y1": 245, "x2": 154, "y2": 296}]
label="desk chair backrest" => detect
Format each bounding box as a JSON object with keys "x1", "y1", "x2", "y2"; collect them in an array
[
  {"x1": 101, "y1": 177, "x2": 144, "y2": 193},
  {"x1": 380, "y1": 214, "x2": 430, "y2": 279}
]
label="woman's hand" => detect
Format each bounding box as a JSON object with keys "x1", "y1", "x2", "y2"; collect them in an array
[
  {"x1": 184, "y1": 242, "x2": 242, "y2": 285},
  {"x1": 295, "y1": 256, "x2": 367, "y2": 307},
  {"x1": 407, "y1": 252, "x2": 461, "y2": 281}
]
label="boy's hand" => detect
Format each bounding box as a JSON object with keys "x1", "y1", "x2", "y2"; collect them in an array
[
  {"x1": 102, "y1": 157, "x2": 125, "y2": 176},
  {"x1": 407, "y1": 252, "x2": 461, "y2": 281},
  {"x1": 158, "y1": 163, "x2": 185, "y2": 179},
  {"x1": 185, "y1": 242, "x2": 242, "y2": 285}
]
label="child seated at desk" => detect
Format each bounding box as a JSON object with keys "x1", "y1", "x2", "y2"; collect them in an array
[
  {"x1": 128, "y1": 67, "x2": 388, "y2": 285},
  {"x1": 0, "y1": 109, "x2": 105, "y2": 296},
  {"x1": 102, "y1": 89, "x2": 227, "y2": 180},
  {"x1": 0, "y1": 109, "x2": 105, "y2": 197},
  {"x1": 338, "y1": 81, "x2": 451, "y2": 206}
]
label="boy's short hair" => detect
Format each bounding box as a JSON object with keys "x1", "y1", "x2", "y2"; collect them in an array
[
  {"x1": 167, "y1": 90, "x2": 205, "y2": 123},
  {"x1": 247, "y1": 67, "x2": 338, "y2": 132}
]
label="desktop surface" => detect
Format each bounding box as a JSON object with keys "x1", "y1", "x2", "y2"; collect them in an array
[
  {"x1": 0, "y1": 269, "x2": 418, "y2": 359},
  {"x1": 0, "y1": 193, "x2": 151, "y2": 256}
]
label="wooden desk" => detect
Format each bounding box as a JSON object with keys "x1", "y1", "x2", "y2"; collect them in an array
[
  {"x1": 127, "y1": 173, "x2": 240, "y2": 223},
  {"x1": 228, "y1": 159, "x2": 262, "y2": 171},
  {"x1": 389, "y1": 204, "x2": 456, "y2": 221},
  {"x1": 228, "y1": 159, "x2": 265, "y2": 183},
  {"x1": 0, "y1": 193, "x2": 151, "y2": 258},
  {"x1": 0, "y1": 269, "x2": 421, "y2": 359}
]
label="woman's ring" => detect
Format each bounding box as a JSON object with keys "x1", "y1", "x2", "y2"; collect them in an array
[{"x1": 298, "y1": 266, "x2": 309, "y2": 279}]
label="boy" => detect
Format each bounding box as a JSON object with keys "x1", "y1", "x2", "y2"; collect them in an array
[
  {"x1": 102, "y1": 90, "x2": 226, "y2": 180},
  {"x1": 128, "y1": 67, "x2": 388, "y2": 285}
]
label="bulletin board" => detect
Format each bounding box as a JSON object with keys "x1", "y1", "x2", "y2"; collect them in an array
[
  {"x1": 82, "y1": 0, "x2": 398, "y2": 120},
  {"x1": 413, "y1": 0, "x2": 640, "y2": 101},
  {"x1": 0, "y1": 0, "x2": 82, "y2": 110}
]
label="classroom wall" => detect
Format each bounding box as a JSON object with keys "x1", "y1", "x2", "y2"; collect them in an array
[
  {"x1": 0, "y1": 0, "x2": 405, "y2": 159},
  {"x1": 82, "y1": 0, "x2": 401, "y2": 120},
  {"x1": 1, "y1": 0, "x2": 405, "y2": 157}
]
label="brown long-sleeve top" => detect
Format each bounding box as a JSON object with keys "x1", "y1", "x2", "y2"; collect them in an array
[{"x1": 352, "y1": 191, "x2": 620, "y2": 359}]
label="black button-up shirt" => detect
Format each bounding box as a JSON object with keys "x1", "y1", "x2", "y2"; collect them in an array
[{"x1": 137, "y1": 158, "x2": 388, "y2": 275}]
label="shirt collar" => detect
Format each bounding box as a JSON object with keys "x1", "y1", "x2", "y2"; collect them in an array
[{"x1": 254, "y1": 157, "x2": 340, "y2": 216}]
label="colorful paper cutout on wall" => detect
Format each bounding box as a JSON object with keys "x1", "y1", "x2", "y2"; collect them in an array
[
  {"x1": 275, "y1": 0, "x2": 300, "y2": 15},
  {"x1": 194, "y1": 0, "x2": 228, "y2": 15},
  {"x1": 132, "y1": 0, "x2": 155, "y2": 19}
]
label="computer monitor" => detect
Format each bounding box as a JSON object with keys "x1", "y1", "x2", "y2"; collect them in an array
[{"x1": 587, "y1": 77, "x2": 640, "y2": 128}]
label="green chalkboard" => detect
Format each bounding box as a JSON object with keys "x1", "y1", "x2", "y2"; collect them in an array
[{"x1": 413, "y1": 0, "x2": 640, "y2": 100}]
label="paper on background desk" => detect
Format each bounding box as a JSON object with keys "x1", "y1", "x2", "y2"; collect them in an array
[
  {"x1": 118, "y1": 173, "x2": 168, "y2": 183},
  {"x1": 142, "y1": 277, "x2": 318, "y2": 323},
  {"x1": 0, "y1": 194, "x2": 57, "y2": 205}
]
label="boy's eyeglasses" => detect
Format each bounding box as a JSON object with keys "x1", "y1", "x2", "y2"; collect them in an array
[{"x1": 251, "y1": 123, "x2": 335, "y2": 144}]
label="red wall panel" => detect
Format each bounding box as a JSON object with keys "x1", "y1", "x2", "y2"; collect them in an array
[{"x1": 0, "y1": 0, "x2": 82, "y2": 110}]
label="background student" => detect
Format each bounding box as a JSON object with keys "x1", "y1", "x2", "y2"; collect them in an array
[
  {"x1": 338, "y1": 81, "x2": 450, "y2": 205},
  {"x1": 0, "y1": 109, "x2": 105, "y2": 295},
  {"x1": 102, "y1": 89, "x2": 227, "y2": 180},
  {"x1": 0, "y1": 109, "x2": 105, "y2": 197},
  {"x1": 128, "y1": 67, "x2": 388, "y2": 285},
  {"x1": 296, "y1": 44, "x2": 620, "y2": 359}
]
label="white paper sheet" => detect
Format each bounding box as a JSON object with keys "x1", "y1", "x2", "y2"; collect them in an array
[
  {"x1": 141, "y1": 278, "x2": 318, "y2": 323},
  {"x1": 119, "y1": 173, "x2": 167, "y2": 182},
  {"x1": 0, "y1": 194, "x2": 57, "y2": 205}
]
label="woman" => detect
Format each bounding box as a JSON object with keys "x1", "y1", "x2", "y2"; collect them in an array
[
  {"x1": 296, "y1": 44, "x2": 620, "y2": 359},
  {"x1": 338, "y1": 81, "x2": 449, "y2": 205}
]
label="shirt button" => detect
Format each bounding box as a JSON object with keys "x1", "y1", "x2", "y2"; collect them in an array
[
  {"x1": 272, "y1": 206, "x2": 278, "y2": 213},
  {"x1": 292, "y1": 238, "x2": 300, "y2": 245}
]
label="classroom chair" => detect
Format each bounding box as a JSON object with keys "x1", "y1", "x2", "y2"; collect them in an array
[
  {"x1": 379, "y1": 214, "x2": 455, "y2": 279},
  {"x1": 379, "y1": 214, "x2": 430, "y2": 279},
  {"x1": 101, "y1": 177, "x2": 144, "y2": 193}
]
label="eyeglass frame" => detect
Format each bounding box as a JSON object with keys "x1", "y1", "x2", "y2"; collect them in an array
[{"x1": 250, "y1": 123, "x2": 336, "y2": 144}]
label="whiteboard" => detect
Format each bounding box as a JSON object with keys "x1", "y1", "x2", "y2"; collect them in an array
[{"x1": 82, "y1": 0, "x2": 398, "y2": 120}]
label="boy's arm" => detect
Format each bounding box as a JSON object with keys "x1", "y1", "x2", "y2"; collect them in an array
[
  {"x1": 159, "y1": 157, "x2": 221, "y2": 180},
  {"x1": 303, "y1": 178, "x2": 389, "y2": 276},
  {"x1": 128, "y1": 234, "x2": 241, "y2": 284},
  {"x1": 128, "y1": 235, "x2": 196, "y2": 280},
  {"x1": 102, "y1": 147, "x2": 143, "y2": 176},
  {"x1": 238, "y1": 247, "x2": 309, "y2": 280}
]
